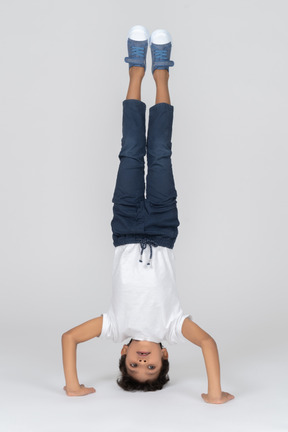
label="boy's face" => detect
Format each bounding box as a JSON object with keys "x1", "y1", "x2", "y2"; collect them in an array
[{"x1": 121, "y1": 340, "x2": 168, "y2": 382}]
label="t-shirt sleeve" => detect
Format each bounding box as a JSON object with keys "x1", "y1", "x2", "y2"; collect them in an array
[
  {"x1": 165, "y1": 313, "x2": 193, "y2": 344},
  {"x1": 99, "y1": 312, "x2": 116, "y2": 340}
]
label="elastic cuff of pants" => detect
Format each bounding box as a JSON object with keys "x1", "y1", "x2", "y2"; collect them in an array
[
  {"x1": 149, "y1": 103, "x2": 174, "y2": 113},
  {"x1": 123, "y1": 99, "x2": 146, "y2": 109}
]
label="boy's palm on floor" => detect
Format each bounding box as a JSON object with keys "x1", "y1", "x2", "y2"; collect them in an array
[
  {"x1": 201, "y1": 391, "x2": 235, "y2": 404},
  {"x1": 63, "y1": 384, "x2": 96, "y2": 397}
]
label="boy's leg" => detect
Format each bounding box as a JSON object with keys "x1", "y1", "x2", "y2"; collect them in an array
[
  {"x1": 111, "y1": 67, "x2": 147, "y2": 243},
  {"x1": 153, "y1": 69, "x2": 171, "y2": 105},
  {"x1": 126, "y1": 66, "x2": 145, "y2": 101},
  {"x1": 145, "y1": 69, "x2": 179, "y2": 246}
]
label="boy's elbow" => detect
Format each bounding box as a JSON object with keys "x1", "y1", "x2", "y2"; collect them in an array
[
  {"x1": 200, "y1": 335, "x2": 216, "y2": 349},
  {"x1": 62, "y1": 330, "x2": 70, "y2": 339},
  {"x1": 61, "y1": 331, "x2": 76, "y2": 344}
]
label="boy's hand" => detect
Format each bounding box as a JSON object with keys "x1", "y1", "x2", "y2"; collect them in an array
[
  {"x1": 201, "y1": 391, "x2": 235, "y2": 404},
  {"x1": 63, "y1": 384, "x2": 96, "y2": 397}
]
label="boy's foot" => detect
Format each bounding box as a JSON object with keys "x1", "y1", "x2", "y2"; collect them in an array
[
  {"x1": 124, "y1": 25, "x2": 149, "y2": 71},
  {"x1": 150, "y1": 29, "x2": 174, "y2": 74}
]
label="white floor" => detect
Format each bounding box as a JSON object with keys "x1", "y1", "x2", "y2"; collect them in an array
[{"x1": 1, "y1": 326, "x2": 287, "y2": 432}]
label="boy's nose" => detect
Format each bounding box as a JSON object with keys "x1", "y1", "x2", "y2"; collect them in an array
[{"x1": 138, "y1": 359, "x2": 147, "y2": 363}]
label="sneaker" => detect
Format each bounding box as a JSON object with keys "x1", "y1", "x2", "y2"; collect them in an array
[
  {"x1": 150, "y1": 29, "x2": 174, "y2": 74},
  {"x1": 124, "y1": 25, "x2": 150, "y2": 70}
]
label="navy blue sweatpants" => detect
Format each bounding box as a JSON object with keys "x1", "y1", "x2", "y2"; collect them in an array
[{"x1": 111, "y1": 99, "x2": 179, "y2": 249}]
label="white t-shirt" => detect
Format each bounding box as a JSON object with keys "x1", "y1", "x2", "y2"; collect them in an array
[{"x1": 100, "y1": 243, "x2": 192, "y2": 344}]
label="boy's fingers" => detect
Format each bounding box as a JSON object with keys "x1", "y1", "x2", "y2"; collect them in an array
[
  {"x1": 224, "y1": 392, "x2": 234, "y2": 399},
  {"x1": 201, "y1": 392, "x2": 235, "y2": 404},
  {"x1": 63, "y1": 385, "x2": 96, "y2": 396},
  {"x1": 80, "y1": 388, "x2": 95, "y2": 396},
  {"x1": 88, "y1": 387, "x2": 96, "y2": 393}
]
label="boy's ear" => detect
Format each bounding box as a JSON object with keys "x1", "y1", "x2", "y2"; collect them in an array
[
  {"x1": 121, "y1": 345, "x2": 128, "y2": 356},
  {"x1": 161, "y1": 348, "x2": 168, "y2": 360}
]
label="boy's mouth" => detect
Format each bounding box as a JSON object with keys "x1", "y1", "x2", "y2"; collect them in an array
[{"x1": 137, "y1": 351, "x2": 150, "y2": 356}]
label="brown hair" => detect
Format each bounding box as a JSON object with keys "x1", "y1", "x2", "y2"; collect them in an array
[{"x1": 117, "y1": 354, "x2": 170, "y2": 392}]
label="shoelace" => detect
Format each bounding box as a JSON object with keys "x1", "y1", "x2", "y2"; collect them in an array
[
  {"x1": 139, "y1": 239, "x2": 158, "y2": 266},
  {"x1": 131, "y1": 46, "x2": 145, "y2": 57},
  {"x1": 153, "y1": 48, "x2": 169, "y2": 61}
]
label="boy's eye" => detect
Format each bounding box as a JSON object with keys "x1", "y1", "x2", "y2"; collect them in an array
[
  {"x1": 147, "y1": 365, "x2": 156, "y2": 370},
  {"x1": 130, "y1": 363, "x2": 137, "y2": 368}
]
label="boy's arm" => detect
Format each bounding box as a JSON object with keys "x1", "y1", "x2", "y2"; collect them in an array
[
  {"x1": 61, "y1": 316, "x2": 103, "y2": 397},
  {"x1": 181, "y1": 318, "x2": 234, "y2": 404}
]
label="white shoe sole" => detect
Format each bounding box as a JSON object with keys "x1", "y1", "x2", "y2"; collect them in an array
[
  {"x1": 150, "y1": 29, "x2": 172, "y2": 45},
  {"x1": 127, "y1": 25, "x2": 149, "y2": 41}
]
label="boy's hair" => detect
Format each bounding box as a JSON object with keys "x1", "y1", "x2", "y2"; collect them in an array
[{"x1": 117, "y1": 355, "x2": 170, "y2": 392}]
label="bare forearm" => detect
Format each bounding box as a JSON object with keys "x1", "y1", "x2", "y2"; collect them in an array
[
  {"x1": 201, "y1": 338, "x2": 222, "y2": 396},
  {"x1": 61, "y1": 333, "x2": 81, "y2": 390}
]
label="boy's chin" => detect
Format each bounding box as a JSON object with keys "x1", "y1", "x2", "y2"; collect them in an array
[
  {"x1": 128, "y1": 340, "x2": 164, "y2": 352},
  {"x1": 130, "y1": 339, "x2": 161, "y2": 346}
]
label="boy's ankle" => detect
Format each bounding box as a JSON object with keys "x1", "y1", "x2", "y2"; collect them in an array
[
  {"x1": 129, "y1": 66, "x2": 145, "y2": 79},
  {"x1": 153, "y1": 69, "x2": 169, "y2": 82}
]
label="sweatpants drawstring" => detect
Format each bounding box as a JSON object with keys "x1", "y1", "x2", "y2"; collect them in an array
[{"x1": 139, "y1": 239, "x2": 158, "y2": 265}]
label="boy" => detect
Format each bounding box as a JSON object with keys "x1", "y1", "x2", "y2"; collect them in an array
[{"x1": 61, "y1": 26, "x2": 235, "y2": 404}]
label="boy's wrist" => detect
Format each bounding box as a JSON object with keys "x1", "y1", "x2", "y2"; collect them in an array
[
  {"x1": 207, "y1": 381, "x2": 222, "y2": 395},
  {"x1": 65, "y1": 384, "x2": 82, "y2": 392},
  {"x1": 207, "y1": 389, "x2": 222, "y2": 398}
]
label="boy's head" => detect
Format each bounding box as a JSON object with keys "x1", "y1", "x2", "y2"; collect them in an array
[{"x1": 117, "y1": 339, "x2": 169, "y2": 391}]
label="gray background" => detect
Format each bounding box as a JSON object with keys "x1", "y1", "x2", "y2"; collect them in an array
[{"x1": 0, "y1": 0, "x2": 287, "y2": 431}]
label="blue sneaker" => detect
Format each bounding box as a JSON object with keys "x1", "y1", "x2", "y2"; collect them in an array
[
  {"x1": 124, "y1": 25, "x2": 149, "y2": 70},
  {"x1": 150, "y1": 29, "x2": 174, "y2": 74}
]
